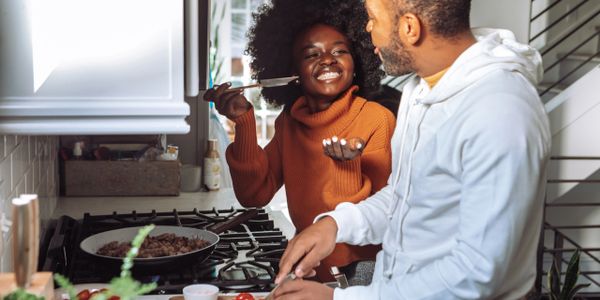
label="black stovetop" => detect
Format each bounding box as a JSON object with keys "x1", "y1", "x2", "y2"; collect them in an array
[{"x1": 40, "y1": 207, "x2": 287, "y2": 294}]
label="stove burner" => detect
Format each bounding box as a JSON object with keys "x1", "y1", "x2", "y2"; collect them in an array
[
  {"x1": 220, "y1": 267, "x2": 260, "y2": 290},
  {"x1": 40, "y1": 207, "x2": 288, "y2": 294}
]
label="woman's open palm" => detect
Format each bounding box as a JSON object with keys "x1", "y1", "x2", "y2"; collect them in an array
[{"x1": 322, "y1": 136, "x2": 365, "y2": 161}]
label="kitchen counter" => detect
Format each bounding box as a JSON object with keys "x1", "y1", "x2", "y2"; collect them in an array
[{"x1": 53, "y1": 188, "x2": 295, "y2": 239}]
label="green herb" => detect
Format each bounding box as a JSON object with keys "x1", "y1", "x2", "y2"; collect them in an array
[
  {"x1": 54, "y1": 224, "x2": 157, "y2": 300},
  {"x1": 2, "y1": 288, "x2": 44, "y2": 300}
]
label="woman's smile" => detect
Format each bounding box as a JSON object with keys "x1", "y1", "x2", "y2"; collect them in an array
[{"x1": 316, "y1": 69, "x2": 342, "y2": 81}]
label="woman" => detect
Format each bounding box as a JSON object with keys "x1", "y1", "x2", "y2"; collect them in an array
[{"x1": 203, "y1": 0, "x2": 395, "y2": 282}]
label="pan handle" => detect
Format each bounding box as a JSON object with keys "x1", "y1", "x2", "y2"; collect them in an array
[{"x1": 206, "y1": 209, "x2": 259, "y2": 234}]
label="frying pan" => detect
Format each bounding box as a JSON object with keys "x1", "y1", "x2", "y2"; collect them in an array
[{"x1": 79, "y1": 209, "x2": 258, "y2": 268}]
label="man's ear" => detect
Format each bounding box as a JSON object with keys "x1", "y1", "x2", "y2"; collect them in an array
[{"x1": 398, "y1": 13, "x2": 421, "y2": 45}]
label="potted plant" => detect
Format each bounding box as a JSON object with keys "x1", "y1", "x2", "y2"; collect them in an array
[{"x1": 547, "y1": 249, "x2": 591, "y2": 300}]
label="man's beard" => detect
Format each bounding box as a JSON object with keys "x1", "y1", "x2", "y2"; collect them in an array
[{"x1": 379, "y1": 32, "x2": 415, "y2": 76}]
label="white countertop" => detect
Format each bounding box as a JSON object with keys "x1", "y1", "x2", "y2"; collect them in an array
[{"x1": 53, "y1": 188, "x2": 295, "y2": 239}]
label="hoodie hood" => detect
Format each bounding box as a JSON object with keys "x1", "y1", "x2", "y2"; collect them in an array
[{"x1": 421, "y1": 28, "x2": 543, "y2": 105}]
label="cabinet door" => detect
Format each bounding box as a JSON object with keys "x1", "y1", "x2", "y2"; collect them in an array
[{"x1": 0, "y1": 0, "x2": 190, "y2": 134}]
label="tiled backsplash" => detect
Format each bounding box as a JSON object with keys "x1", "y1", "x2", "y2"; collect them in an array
[{"x1": 0, "y1": 135, "x2": 58, "y2": 272}]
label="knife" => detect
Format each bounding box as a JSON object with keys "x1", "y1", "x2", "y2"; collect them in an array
[
  {"x1": 227, "y1": 76, "x2": 299, "y2": 92},
  {"x1": 264, "y1": 273, "x2": 296, "y2": 300}
]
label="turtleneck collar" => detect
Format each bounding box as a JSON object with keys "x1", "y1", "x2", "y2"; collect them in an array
[{"x1": 289, "y1": 85, "x2": 365, "y2": 136}]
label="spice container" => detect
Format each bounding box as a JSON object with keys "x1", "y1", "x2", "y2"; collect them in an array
[{"x1": 203, "y1": 139, "x2": 221, "y2": 191}]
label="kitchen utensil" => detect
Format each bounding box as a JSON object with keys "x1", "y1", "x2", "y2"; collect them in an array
[
  {"x1": 227, "y1": 76, "x2": 299, "y2": 92},
  {"x1": 264, "y1": 273, "x2": 296, "y2": 300},
  {"x1": 79, "y1": 209, "x2": 258, "y2": 268},
  {"x1": 329, "y1": 266, "x2": 349, "y2": 288},
  {"x1": 12, "y1": 195, "x2": 40, "y2": 288}
]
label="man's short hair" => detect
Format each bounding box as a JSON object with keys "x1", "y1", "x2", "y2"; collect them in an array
[{"x1": 394, "y1": 0, "x2": 471, "y2": 38}]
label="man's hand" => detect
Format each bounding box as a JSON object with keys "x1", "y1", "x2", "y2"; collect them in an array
[
  {"x1": 323, "y1": 136, "x2": 365, "y2": 161},
  {"x1": 202, "y1": 82, "x2": 252, "y2": 120},
  {"x1": 273, "y1": 279, "x2": 334, "y2": 300},
  {"x1": 276, "y1": 217, "x2": 338, "y2": 283}
]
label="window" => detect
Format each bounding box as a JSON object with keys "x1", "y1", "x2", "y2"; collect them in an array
[{"x1": 210, "y1": 0, "x2": 279, "y2": 147}]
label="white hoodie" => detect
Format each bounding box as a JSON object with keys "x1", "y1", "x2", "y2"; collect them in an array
[{"x1": 320, "y1": 28, "x2": 551, "y2": 299}]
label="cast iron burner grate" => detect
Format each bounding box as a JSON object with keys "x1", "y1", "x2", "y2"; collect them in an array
[{"x1": 40, "y1": 207, "x2": 288, "y2": 294}]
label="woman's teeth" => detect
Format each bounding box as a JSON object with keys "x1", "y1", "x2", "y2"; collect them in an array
[{"x1": 317, "y1": 72, "x2": 340, "y2": 81}]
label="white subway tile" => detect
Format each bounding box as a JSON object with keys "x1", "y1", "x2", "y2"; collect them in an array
[
  {"x1": 0, "y1": 156, "x2": 10, "y2": 191},
  {"x1": 11, "y1": 143, "x2": 26, "y2": 190},
  {"x1": 0, "y1": 136, "x2": 5, "y2": 160},
  {"x1": 14, "y1": 179, "x2": 24, "y2": 203},
  {"x1": 24, "y1": 169, "x2": 33, "y2": 194},
  {"x1": 31, "y1": 159, "x2": 38, "y2": 192},
  {"x1": 5, "y1": 136, "x2": 17, "y2": 154},
  {"x1": 0, "y1": 182, "x2": 8, "y2": 209},
  {"x1": 0, "y1": 135, "x2": 59, "y2": 269},
  {"x1": 4, "y1": 191, "x2": 16, "y2": 220},
  {"x1": 27, "y1": 136, "x2": 33, "y2": 164},
  {"x1": 2, "y1": 237, "x2": 12, "y2": 272},
  {"x1": 0, "y1": 204, "x2": 5, "y2": 265}
]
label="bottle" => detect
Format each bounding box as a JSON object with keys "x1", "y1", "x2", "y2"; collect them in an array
[
  {"x1": 73, "y1": 142, "x2": 83, "y2": 160},
  {"x1": 203, "y1": 139, "x2": 221, "y2": 191}
]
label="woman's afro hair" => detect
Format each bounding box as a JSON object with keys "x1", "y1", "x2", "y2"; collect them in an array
[{"x1": 246, "y1": 0, "x2": 385, "y2": 108}]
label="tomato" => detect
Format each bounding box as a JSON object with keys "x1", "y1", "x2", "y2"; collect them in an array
[
  {"x1": 234, "y1": 292, "x2": 255, "y2": 300},
  {"x1": 76, "y1": 289, "x2": 91, "y2": 300},
  {"x1": 88, "y1": 290, "x2": 100, "y2": 299}
]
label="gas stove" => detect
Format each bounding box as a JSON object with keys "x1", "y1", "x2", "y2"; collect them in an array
[{"x1": 39, "y1": 207, "x2": 288, "y2": 294}]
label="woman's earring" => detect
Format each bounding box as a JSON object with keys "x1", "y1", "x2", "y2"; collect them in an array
[{"x1": 293, "y1": 78, "x2": 300, "y2": 85}]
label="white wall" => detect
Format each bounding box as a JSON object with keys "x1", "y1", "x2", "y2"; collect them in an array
[
  {"x1": 470, "y1": 0, "x2": 532, "y2": 43},
  {"x1": 0, "y1": 135, "x2": 58, "y2": 272},
  {"x1": 545, "y1": 66, "x2": 600, "y2": 201}
]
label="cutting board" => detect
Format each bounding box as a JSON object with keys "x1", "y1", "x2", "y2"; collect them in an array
[
  {"x1": 167, "y1": 293, "x2": 269, "y2": 300},
  {"x1": 0, "y1": 272, "x2": 54, "y2": 299}
]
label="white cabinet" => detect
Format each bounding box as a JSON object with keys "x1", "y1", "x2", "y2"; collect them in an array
[{"x1": 0, "y1": 0, "x2": 191, "y2": 134}]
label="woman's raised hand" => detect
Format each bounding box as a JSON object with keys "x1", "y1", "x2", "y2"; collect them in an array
[
  {"x1": 322, "y1": 136, "x2": 365, "y2": 161},
  {"x1": 203, "y1": 83, "x2": 252, "y2": 120}
]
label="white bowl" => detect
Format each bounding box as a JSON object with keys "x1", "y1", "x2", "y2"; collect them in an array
[{"x1": 182, "y1": 284, "x2": 219, "y2": 300}]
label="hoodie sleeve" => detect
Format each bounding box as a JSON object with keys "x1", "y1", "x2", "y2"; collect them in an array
[
  {"x1": 226, "y1": 108, "x2": 284, "y2": 207},
  {"x1": 319, "y1": 183, "x2": 394, "y2": 246},
  {"x1": 333, "y1": 92, "x2": 550, "y2": 300}
]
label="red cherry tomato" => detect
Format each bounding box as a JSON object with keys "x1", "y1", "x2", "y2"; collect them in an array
[
  {"x1": 89, "y1": 290, "x2": 101, "y2": 299},
  {"x1": 76, "y1": 289, "x2": 91, "y2": 300},
  {"x1": 234, "y1": 292, "x2": 255, "y2": 300}
]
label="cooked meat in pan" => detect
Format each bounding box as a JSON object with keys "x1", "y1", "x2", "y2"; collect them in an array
[{"x1": 96, "y1": 233, "x2": 211, "y2": 258}]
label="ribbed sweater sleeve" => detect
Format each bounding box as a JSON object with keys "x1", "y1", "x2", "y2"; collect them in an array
[
  {"x1": 226, "y1": 108, "x2": 284, "y2": 207},
  {"x1": 322, "y1": 105, "x2": 396, "y2": 209}
]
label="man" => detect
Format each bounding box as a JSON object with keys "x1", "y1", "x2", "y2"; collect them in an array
[{"x1": 272, "y1": 0, "x2": 551, "y2": 299}]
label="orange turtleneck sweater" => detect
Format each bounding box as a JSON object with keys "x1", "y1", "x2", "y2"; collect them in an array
[{"x1": 226, "y1": 86, "x2": 395, "y2": 280}]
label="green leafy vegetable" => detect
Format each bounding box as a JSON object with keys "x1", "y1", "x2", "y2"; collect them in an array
[
  {"x1": 2, "y1": 288, "x2": 44, "y2": 300},
  {"x1": 54, "y1": 224, "x2": 157, "y2": 300}
]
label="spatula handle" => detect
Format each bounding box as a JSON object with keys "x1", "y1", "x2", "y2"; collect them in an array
[
  {"x1": 228, "y1": 83, "x2": 262, "y2": 92},
  {"x1": 206, "y1": 209, "x2": 259, "y2": 234}
]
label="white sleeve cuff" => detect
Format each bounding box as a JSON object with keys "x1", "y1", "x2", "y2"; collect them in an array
[
  {"x1": 333, "y1": 284, "x2": 381, "y2": 300},
  {"x1": 313, "y1": 202, "x2": 366, "y2": 244}
]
